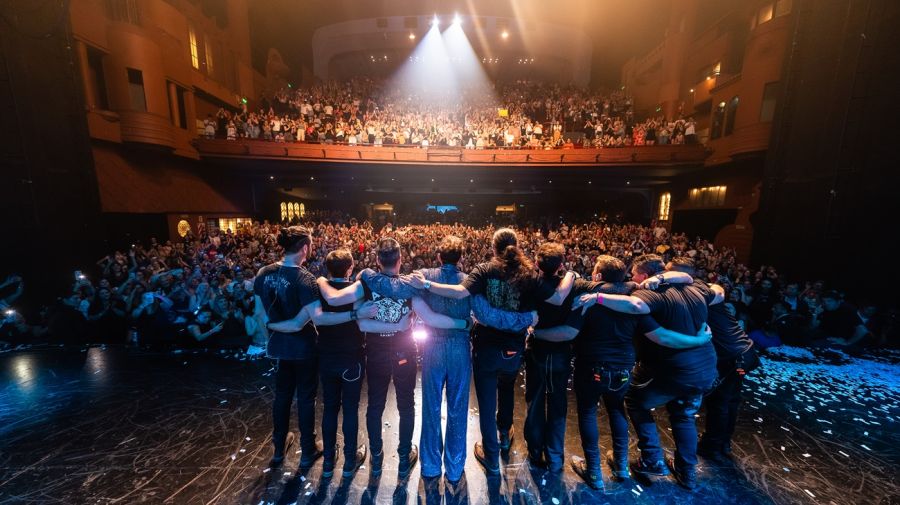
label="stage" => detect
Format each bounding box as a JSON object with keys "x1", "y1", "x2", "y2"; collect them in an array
[{"x1": 1, "y1": 344, "x2": 897, "y2": 504}]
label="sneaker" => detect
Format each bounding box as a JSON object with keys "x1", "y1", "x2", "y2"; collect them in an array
[
  {"x1": 298, "y1": 440, "x2": 324, "y2": 470},
  {"x1": 499, "y1": 426, "x2": 515, "y2": 451},
  {"x1": 668, "y1": 458, "x2": 698, "y2": 490},
  {"x1": 398, "y1": 444, "x2": 419, "y2": 479},
  {"x1": 369, "y1": 450, "x2": 384, "y2": 476},
  {"x1": 630, "y1": 457, "x2": 670, "y2": 477},
  {"x1": 605, "y1": 450, "x2": 630, "y2": 480},
  {"x1": 473, "y1": 442, "x2": 500, "y2": 475},
  {"x1": 342, "y1": 445, "x2": 367, "y2": 478},
  {"x1": 322, "y1": 456, "x2": 336, "y2": 478},
  {"x1": 571, "y1": 456, "x2": 604, "y2": 491},
  {"x1": 269, "y1": 432, "x2": 296, "y2": 468}
]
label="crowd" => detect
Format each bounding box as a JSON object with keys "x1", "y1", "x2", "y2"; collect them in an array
[
  {"x1": 200, "y1": 79, "x2": 699, "y2": 150},
  {"x1": 1, "y1": 215, "x2": 893, "y2": 352}
]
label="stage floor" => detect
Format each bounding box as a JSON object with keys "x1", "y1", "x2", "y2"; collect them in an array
[{"x1": 1, "y1": 344, "x2": 898, "y2": 505}]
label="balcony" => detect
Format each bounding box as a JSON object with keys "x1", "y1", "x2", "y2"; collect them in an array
[{"x1": 193, "y1": 139, "x2": 708, "y2": 167}]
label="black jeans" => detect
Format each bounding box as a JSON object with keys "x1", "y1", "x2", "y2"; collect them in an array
[
  {"x1": 472, "y1": 342, "x2": 522, "y2": 468},
  {"x1": 320, "y1": 355, "x2": 365, "y2": 462},
  {"x1": 573, "y1": 360, "x2": 631, "y2": 468},
  {"x1": 626, "y1": 378, "x2": 711, "y2": 470},
  {"x1": 366, "y1": 336, "x2": 417, "y2": 457},
  {"x1": 273, "y1": 358, "x2": 318, "y2": 455},
  {"x1": 701, "y1": 359, "x2": 744, "y2": 450},
  {"x1": 523, "y1": 347, "x2": 571, "y2": 470}
]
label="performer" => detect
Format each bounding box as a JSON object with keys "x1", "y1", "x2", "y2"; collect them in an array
[{"x1": 253, "y1": 227, "x2": 376, "y2": 469}]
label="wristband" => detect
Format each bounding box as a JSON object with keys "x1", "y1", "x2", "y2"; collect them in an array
[
  {"x1": 596, "y1": 293, "x2": 604, "y2": 305},
  {"x1": 423, "y1": 280, "x2": 432, "y2": 291}
]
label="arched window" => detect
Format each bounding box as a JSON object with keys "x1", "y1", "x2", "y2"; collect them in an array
[
  {"x1": 280, "y1": 202, "x2": 287, "y2": 221},
  {"x1": 299, "y1": 203, "x2": 306, "y2": 217},
  {"x1": 658, "y1": 193, "x2": 671, "y2": 221}
]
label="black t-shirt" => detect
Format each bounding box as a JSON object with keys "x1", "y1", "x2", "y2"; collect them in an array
[
  {"x1": 461, "y1": 262, "x2": 556, "y2": 351},
  {"x1": 531, "y1": 276, "x2": 591, "y2": 353},
  {"x1": 707, "y1": 302, "x2": 753, "y2": 361},
  {"x1": 632, "y1": 281, "x2": 718, "y2": 388},
  {"x1": 254, "y1": 263, "x2": 319, "y2": 360},
  {"x1": 574, "y1": 281, "x2": 640, "y2": 368},
  {"x1": 317, "y1": 279, "x2": 364, "y2": 360},
  {"x1": 820, "y1": 303, "x2": 863, "y2": 340}
]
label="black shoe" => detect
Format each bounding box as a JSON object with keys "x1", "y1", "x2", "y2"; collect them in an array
[
  {"x1": 269, "y1": 432, "x2": 296, "y2": 467},
  {"x1": 630, "y1": 457, "x2": 670, "y2": 477},
  {"x1": 668, "y1": 458, "x2": 698, "y2": 490},
  {"x1": 605, "y1": 450, "x2": 630, "y2": 480},
  {"x1": 342, "y1": 445, "x2": 367, "y2": 478},
  {"x1": 398, "y1": 444, "x2": 419, "y2": 479},
  {"x1": 527, "y1": 450, "x2": 547, "y2": 469},
  {"x1": 474, "y1": 442, "x2": 500, "y2": 475},
  {"x1": 298, "y1": 440, "x2": 324, "y2": 470},
  {"x1": 697, "y1": 440, "x2": 727, "y2": 464},
  {"x1": 322, "y1": 456, "x2": 336, "y2": 478},
  {"x1": 571, "y1": 456, "x2": 604, "y2": 491},
  {"x1": 369, "y1": 449, "x2": 384, "y2": 476},
  {"x1": 499, "y1": 426, "x2": 515, "y2": 451}
]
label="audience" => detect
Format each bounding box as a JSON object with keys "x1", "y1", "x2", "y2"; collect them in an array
[
  {"x1": 2, "y1": 214, "x2": 895, "y2": 352},
  {"x1": 202, "y1": 78, "x2": 697, "y2": 150}
]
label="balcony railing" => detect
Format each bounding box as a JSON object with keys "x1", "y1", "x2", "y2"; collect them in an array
[{"x1": 194, "y1": 139, "x2": 708, "y2": 166}]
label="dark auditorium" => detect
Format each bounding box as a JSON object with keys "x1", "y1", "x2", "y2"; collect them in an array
[{"x1": 2, "y1": 1, "x2": 899, "y2": 504}]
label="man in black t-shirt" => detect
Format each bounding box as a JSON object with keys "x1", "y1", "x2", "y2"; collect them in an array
[
  {"x1": 667, "y1": 258, "x2": 759, "y2": 464},
  {"x1": 311, "y1": 250, "x2": 369, "y2": 478},
  {"x1": 568, "y1": 256, "x2": 702, "y2": 490},
  {"x1": 254, "y1": 227, "x2": 376, "y2": 470},
  {"x1": 811, "y1": 290, "x2": 868, "y2": 347},
  {"x1": 523, "y1": 243, "x2": 590, "y2": 473},
  {"x1": 615, "y1": 254, "x2": 722, "y2": 490}
]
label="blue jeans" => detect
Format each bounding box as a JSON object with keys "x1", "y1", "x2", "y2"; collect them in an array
[
  {"x1": 472, "y1": 342, "x2": 522, "y2": 468},
  {"x1": 365, "y1": 336, "x2": 417, "y2": 457},
  {"x1": 573, "y1": 360, "x2": 631, "y2": 468},
  {"x1": 625, "y1": 379, "x2": 708, "y2": 469},
  {"x1": 523, "y1": 347, "x2": 571, "y2": 470},
  {"x1": 420, "y1": 336, "x2": 472, "y2": 481}
]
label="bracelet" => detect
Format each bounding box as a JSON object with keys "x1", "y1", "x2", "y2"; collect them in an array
[
  {"x1": 423, "y1": 280, "x2": 432, "y2": 291},
  {"x1": 596, "y1": 293, "x2": 603, "y2": 305}
]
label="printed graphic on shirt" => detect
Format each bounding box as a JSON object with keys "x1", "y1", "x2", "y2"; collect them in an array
[
  {"x1": 486, "y1": 278, "x2": 521, "y2": 312},
  {"x1": 371, "y1": 291, "x2": 411, "y2": 324}
]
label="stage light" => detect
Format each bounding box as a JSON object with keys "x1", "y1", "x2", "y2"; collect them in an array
[
  {"x1": 413, "y1": 327, "x2": 428, "y2": 341},
  {"x1": 432, "y1": 14, "x2": 439, "y2": 26},
  {"x1": 501, "y1": 30, "x2": 509, "y2": 39},
  {"x1": 453, "y1": 13, "x2": 462, "y2": 25},
  {"x1": 689, "y1": 88, "x2": 695, "y2": 93},
  {"x1": 409, "y1": 32, "x2": 416, "y2": 40}
]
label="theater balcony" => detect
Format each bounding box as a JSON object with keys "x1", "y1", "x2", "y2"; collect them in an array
[{"x1": 193, "y1": 139, "x2": 709, "y2": 168}]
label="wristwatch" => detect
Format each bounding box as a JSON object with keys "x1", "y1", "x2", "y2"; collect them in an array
[{"x1": 423, "y1": 280, "x2": 432, "y2": 291}]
